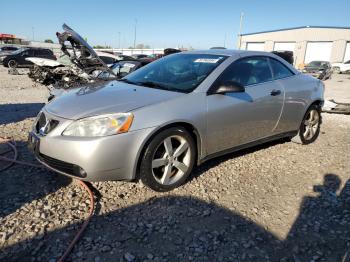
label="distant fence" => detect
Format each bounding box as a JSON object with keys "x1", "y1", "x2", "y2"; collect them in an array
[
  {"x1": 95, "y1": 48, "x2": 165, "y2": 56},
  {"x1": 0, "y1": 43, "x2": 165, "y2": 57}
]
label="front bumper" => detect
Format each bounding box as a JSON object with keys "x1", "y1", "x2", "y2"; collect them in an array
[{"x1": 28, "y1": 112, "x2": 155, "y2": 181}]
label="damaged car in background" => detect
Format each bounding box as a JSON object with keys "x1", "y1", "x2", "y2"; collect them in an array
[
  {"x1": 302, "y1": 60, "x2": 332, "y2": 80},
  {"x1": 27, "y1": 24, "x2": 119, "y2": 96},
  {"x1": 27, "y1": 24, "x2": 155, "y2": 101}
]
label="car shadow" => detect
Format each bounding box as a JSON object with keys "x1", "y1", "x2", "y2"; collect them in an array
[
  {"x1": 190, "y1": 137, "x2": 290, "y2": 182},
  {"x1": 1, "y1": 174, "x2": 348, "y2": 261},
  {"x1": 0, "y1": 103, "x2": 45, "y2": 125},
  {"x1": 0, "y1": 139, "x2": 71, "y2": 219}
]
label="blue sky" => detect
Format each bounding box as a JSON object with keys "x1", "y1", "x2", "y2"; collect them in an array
[{"x1": 1, "y1": 0, "x2": 349, "y2": 49}]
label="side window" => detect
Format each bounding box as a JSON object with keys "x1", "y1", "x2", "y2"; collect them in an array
[
  {"x1": 269, "y1": 58, "x2": 294, "y2": 80},
  {"x1": 33, "y1": 50, "x2": 42, "y2": 56},
  {"x1": 217, "y1": 56, "x2": 272, "y2": 86}
]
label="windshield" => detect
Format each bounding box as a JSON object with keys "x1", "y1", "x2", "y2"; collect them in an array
[
  {"x1": 123, "y1": 53, "x2": 227, "y2": 93},
  {"x1": 307, "y1": 61, "x2": 322, "y2": 67}
]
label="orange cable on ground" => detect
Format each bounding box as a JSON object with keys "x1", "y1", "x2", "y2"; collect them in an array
[
  {"x1": 0, "y1": 137, "x2": 95, "y2": 262},
  {"x1": 57, "y1": 179, "x2": 94, "y2": 262}
]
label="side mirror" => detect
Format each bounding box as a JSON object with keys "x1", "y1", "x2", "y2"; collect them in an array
[{"x1": 214, "y1": 81, "x2": 245, "y2": 95}]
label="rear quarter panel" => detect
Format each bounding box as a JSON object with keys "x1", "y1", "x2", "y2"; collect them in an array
[{"x1": 275, "y1": 73, "x2": 324, "y2": 133}]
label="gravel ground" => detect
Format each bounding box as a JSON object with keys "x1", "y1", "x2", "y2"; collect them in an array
[
  {"x1": 324, "y1": 73, "x2": 350, "y2": 103},
  {"x1": 0, "y1": 66, "x2": 349, "y2": 261}
]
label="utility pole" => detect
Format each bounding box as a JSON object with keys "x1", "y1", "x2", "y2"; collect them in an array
[
  {"x1": 238, "y1": 12, "x2": 244, "y2": 49},
  {"x1": 133, "y1": 19, "x2": 137, "y2": 49}
]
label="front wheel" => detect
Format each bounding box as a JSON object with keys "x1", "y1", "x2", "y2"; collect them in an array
[
  {"x1": 7, "y1": 59, "x2": 18, "y2": 68},
  {"x1": 139, "y1": 127, "x2": 196, "y2": 192},
  {"x1": 292, "y1": 105, "x2": 321, "y2": 144}
]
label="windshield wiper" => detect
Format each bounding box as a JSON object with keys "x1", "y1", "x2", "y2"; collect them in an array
[
  {"x1": 136, "y1": 81, "x2": 186, "y2": 93},
  {"x1": 118, "y1": 78, "x2": 136, "y2": 85}
]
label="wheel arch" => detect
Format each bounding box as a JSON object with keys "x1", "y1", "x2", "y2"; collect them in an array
[
  {"x1": 6, "y1": 58, "x2": 17, "y2": 67},
  {"x1": 132, "y1": 121, "x2": 203, "y2": 180},
  {"x1": 310, "y1": 99, "x2": 324, "y2": 109}
]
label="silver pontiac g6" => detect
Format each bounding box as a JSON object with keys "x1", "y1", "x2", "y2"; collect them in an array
[{"x1": 29, "y1": 50, "x2": 324, "y2": 191}]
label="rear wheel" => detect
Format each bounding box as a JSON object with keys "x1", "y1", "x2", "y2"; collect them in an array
[
  {"x1": 292, "y1": 105, "x2": 321, "y2": 144},
  {"x1": 139, "y1": 127, "x2": 196, "y2": 192},
  {"x1": 8, "y1": 59, "x2": 18, "y2": 68}
]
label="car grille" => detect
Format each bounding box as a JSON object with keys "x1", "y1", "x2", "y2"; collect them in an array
[
  {"x1": 35, "y1": 112, "x2": 59, "y2": 135},
  {"x1": 38, "y1": 153, "x2": 86, "y2": 178}
]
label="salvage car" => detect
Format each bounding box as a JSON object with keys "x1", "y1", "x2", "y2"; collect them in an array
[
  {"x1": 0, "y1": 46, "x2": 19, "y2": 63},
  {"x1": 95, "y1": 51, "x2": 119, "y2": 66},
  {"x1": 332, "y1": 60, "x2": 350, "y2": 74},
  {"x1": 47, "y1": 58, "x2": 152, "y2": 101},
  {"x1": 28, "y1": 49, "x2": 324, "y2": 192},
  {"x1": 27, "y1": 24, "x2": 117, "y2": 90},
  {"x1": 3, "y1": 47, "x2": 56, "y2": 68},
  {"x1": 98, "y1": 59, "x2": 151, "y2": 79},
  {"x1": 302, "y1": 61, "x2": 332, "y2": 80}
]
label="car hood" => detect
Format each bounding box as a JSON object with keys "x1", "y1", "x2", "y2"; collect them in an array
[
  {"x1": 26, "y1": 57, "x2": 62, "y2": 67},
  {"x1": 45, "y1": 81, "x2": 184, "y2": 120}
]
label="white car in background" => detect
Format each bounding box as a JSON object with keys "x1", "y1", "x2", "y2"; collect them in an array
[
  {"x1": 332, "y1": 60, "x2": 350, "y2": 73},
  {"x1": 95, "y1": 51, "x2": 119, "y2": 66}
]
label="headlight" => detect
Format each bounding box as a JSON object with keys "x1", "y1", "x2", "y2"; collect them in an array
[
  {"x1": 302, "y1": 69, "x2": 307, "y2": 73},
  {"x1": 318, "y1": 70, "x2": 324, "y2": 73},
  {"x1": 62, "y1": 113, "x2": 133, "y2": 137}
]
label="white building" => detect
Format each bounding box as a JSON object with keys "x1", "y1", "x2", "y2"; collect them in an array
[{"x1": 238, "y1": 26, "x2": 350, "y2": 68}]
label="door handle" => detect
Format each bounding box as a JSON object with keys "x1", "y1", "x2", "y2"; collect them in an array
[{"x1": 270, "y1": 89, "x2": 281, "y2": 96}]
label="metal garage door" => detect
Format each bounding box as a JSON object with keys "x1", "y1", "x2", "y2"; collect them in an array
[
  {"x1": 273, "y1": 42, "x2": 295, "y2": 52},
  {"x1": 246, "y1": 42, "x2": 265, "y2": 51},
  {"x1": 304, "y1": 42, "x2": 332, "y2": 63},
  {"x1": 344, "y1": 42, "x2": 350, "y2": 62}
]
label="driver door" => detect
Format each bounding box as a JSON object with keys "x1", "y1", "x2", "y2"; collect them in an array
[{"x1": 206, "y1": 56, "x2": 285, "y2": 155}]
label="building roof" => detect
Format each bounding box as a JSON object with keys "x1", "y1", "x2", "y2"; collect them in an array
[{"x1": 241, "y1": 26, "x2": 350, "y2": 36}]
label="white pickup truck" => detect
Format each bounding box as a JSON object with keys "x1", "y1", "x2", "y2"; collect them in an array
[{"x1": 332, "y1": 60, "x2": 350, "y2": 73}]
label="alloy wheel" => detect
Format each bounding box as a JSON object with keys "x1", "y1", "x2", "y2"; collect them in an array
[
  {"x1": 303, "y1": 109, "x2": 320, "y2": 140},
  {"x1": 8, "y1": 60, "x2": 17, "y2": 68},
  {"x1": 151, "y1": 135, "x2": 191, "y2": 186}
]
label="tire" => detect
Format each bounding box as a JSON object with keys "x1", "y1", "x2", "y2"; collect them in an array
[
  {"x1": 292, "y1": 104, "x2": 321, "y2": 145},
  {"x1": 139, "y1": 127, "x2": 196, "y2": 192},
  {"x1": 7, "y1": 59, "x2": 18, "y2": 68}
]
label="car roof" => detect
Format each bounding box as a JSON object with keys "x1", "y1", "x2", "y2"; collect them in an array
[
  {"x1": 183, "y1": 49, "x2": 300, "y2": 75},
  {"x1": 182, "y1": 49, "x2": 279, "y2": 57}
]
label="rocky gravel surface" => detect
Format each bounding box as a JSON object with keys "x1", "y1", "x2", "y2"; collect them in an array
[{"x1": 0, "y1": 66, "x2": 349, "y2": 261}]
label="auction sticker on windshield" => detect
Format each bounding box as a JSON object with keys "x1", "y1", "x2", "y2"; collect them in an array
[{"x1": 194, "y1": 58, "x2": 222, "y2": 63}]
